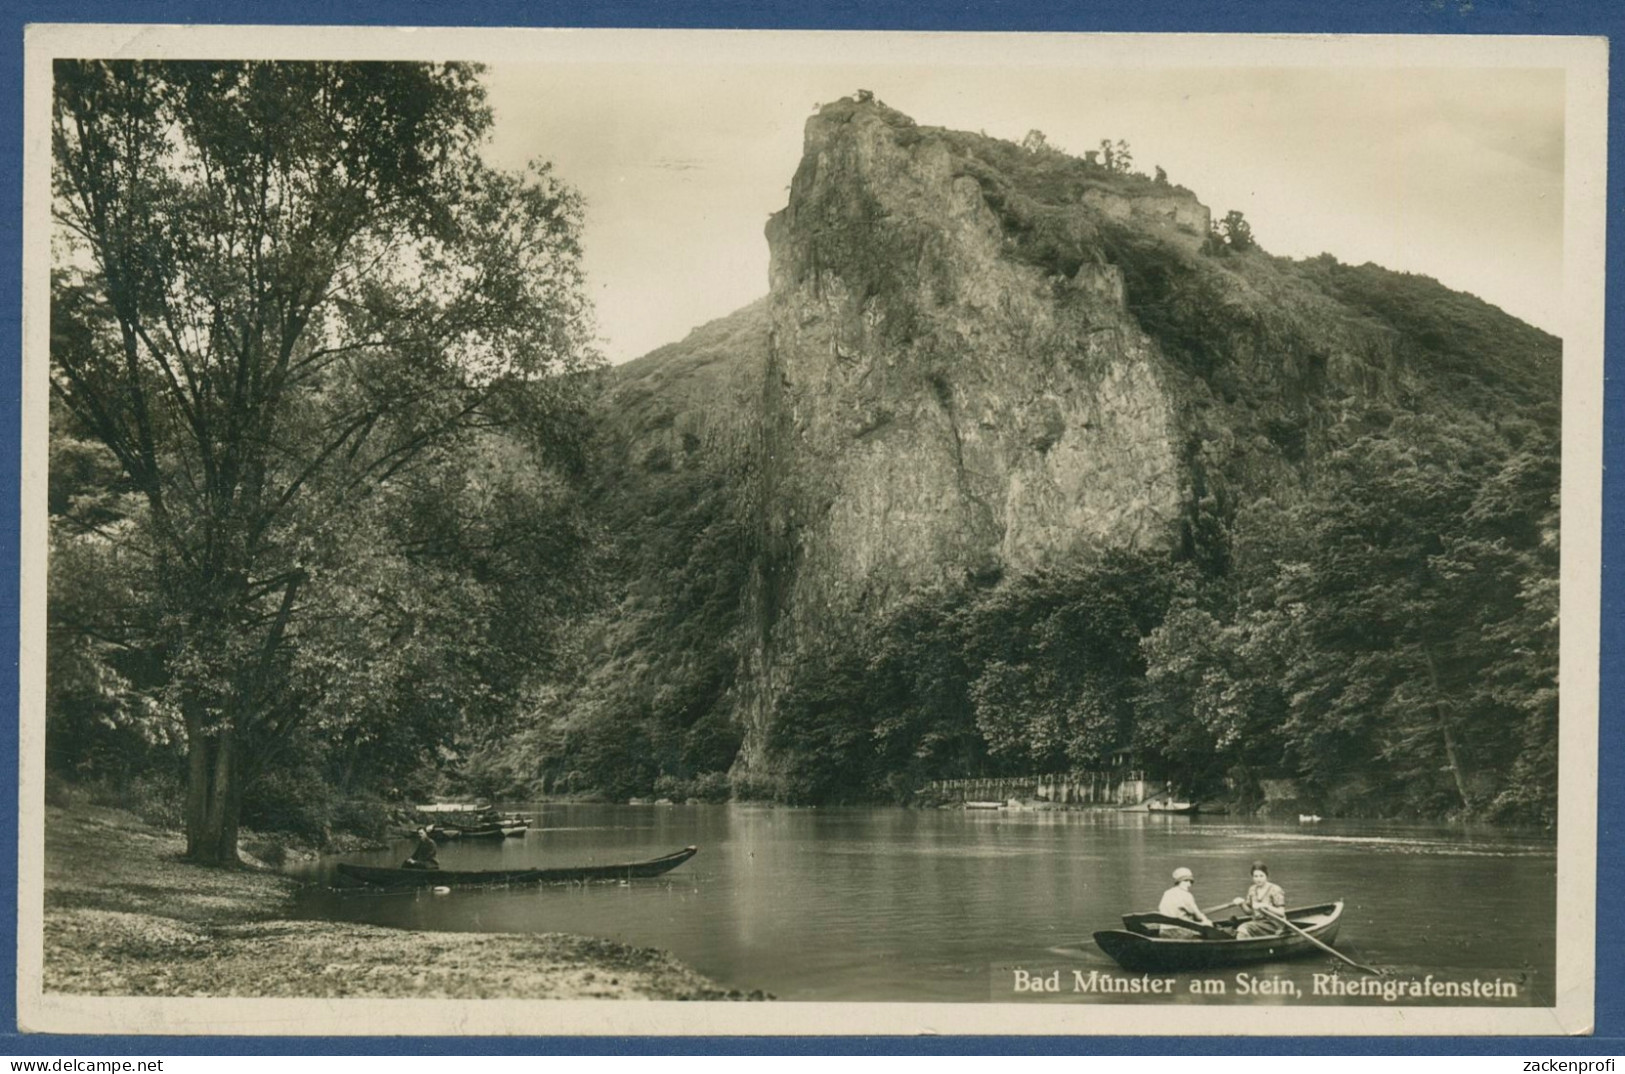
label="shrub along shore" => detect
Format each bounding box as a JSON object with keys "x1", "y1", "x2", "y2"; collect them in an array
[{"x1": 42, "y1": 795, "x2": 746, "y2": 1000}]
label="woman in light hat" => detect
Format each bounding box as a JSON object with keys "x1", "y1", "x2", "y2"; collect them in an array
[{"x1": 1156, "y1": 866, "x2": 1215, "y2": 938}]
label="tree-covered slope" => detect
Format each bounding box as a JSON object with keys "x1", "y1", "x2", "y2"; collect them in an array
[{"x1": 477, "y1": 301, "x2": 770, "y2": 801}]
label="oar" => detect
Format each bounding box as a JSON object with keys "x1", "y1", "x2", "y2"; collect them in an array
[
  {"x1": 1124, "y1": 902, "x2": 1238, "y2": 931},
  {"x1": 1261, "y1": 905, "x2": 1383, "y2": 976},
  {"x1": 1180, "y1": 902, "x2": 1239, "y2": 933}
]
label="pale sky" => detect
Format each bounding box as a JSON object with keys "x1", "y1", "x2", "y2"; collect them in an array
[{"x1": 480, "y1": 60, "x2": 1565, "y2": 364}]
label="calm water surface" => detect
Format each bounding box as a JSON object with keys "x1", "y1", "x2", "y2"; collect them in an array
[{"x1": 288, "y1": 805, "x2": 1556, "y2": 1004}]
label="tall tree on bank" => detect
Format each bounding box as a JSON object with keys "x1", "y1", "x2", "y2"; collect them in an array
[{"x1": 51, "y1": 60, "x2": 598, "y2": 863}]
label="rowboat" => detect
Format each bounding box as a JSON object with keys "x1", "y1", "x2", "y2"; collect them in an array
[
  {"x1": 429, "y1": 822, "x2": 503, "y2": 838},
  {"x1": 1119, "y1": 795, "x2": 1198, "y2": 815},
  {"x1": 1093, "y1": 901, "x2": 1344, "y2": 972},
  {"x1": 336, "y1": 845, "x2": 699, "y2": 888},
  {"x1": 423, "y1": 818, "x2": 529, "y2": 840}
]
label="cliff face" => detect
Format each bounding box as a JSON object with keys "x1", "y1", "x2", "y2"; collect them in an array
[
  {"x1": 764, "y1": 101, "x2": 1195, "y2": 586},
  {"x1": 588, "y1": 95, "x2": 1559, "y2": 795},
  {"x1": 739, "y1": 102, "x2": 1205, "y2": 770}
]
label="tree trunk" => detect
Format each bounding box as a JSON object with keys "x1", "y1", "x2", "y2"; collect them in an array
[
  {"x1": 1422, "y1": 649, "x2": 1472, "y2": 811},
  {"x1": 338, "y1": 736, "x2": 358, "y2": 796},
  {"x1": 184, "y1": 708, "x2": 210, "y2": 857},
  {"x1": 184, "y1": 717, "x2": 242, "y2": 865},
  {"x1": 1438, "y1": 719, "x2": 1472, "y2": 812}
]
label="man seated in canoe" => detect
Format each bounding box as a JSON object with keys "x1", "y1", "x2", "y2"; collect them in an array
[
  {"x1": 1230, "y1": 860, "x2": 1286, "y2": 937},
  {"x1": 1156, "y1": 866, "x2": 1220, "y2": 938},
  {"x1": 403, "y1": 827, "x2": 439, "y2": 870}
]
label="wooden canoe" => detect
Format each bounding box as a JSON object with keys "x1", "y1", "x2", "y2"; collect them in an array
[
  {"x1": 336, "y1": 845, "x2": 698, "y2": 888},
  {"x1": 1094, "y1": 901, "x2": 1344, "y2": 972}
]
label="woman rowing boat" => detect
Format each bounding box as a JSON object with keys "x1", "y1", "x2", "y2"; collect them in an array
[{"x1": 1230, "y1": 860, "x2": 1286, "y2": 938}]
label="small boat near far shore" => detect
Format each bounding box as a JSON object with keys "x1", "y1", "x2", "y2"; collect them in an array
[
  {"x1": 336, "y1": 845, "x2": 699, "y2": 889},
  {"x1": 1093, "y1": 901, "x2": 1344, "y2": 972},
  {"x1": 1120, "y1": 796, "x2": 1199, "y2": 815}
]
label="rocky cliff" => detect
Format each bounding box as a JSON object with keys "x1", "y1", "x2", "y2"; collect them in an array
[{"x1": 586, "y1": 95, "x2": 1559, "y2": 801}]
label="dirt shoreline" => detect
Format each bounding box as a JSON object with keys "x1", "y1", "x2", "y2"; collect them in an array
[{"x1": 43, "y1": 801, "x2": 751, "y2": 1000}]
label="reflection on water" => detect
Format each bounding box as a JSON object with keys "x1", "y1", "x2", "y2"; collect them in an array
[{"x1": 287, "y1": 805, "x2": 1556, "y2": 1003}]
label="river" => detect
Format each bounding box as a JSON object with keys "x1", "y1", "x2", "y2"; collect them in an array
[{"x1": 288, "y1": 804, "x2": 1556, "y2": 1005}]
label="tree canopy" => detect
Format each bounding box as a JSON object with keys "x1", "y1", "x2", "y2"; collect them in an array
[{"x1": 49, "y1": 60, "x2": 600, "y2": 861}]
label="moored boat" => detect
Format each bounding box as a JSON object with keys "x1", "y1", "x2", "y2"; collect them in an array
[
  {"x1": 413, "y1": 802, "x2": 495, "y2": 822},
  {"x1": 424, "y1": 816, "x2": 530, "y2": 840},
  {"x1": 455, "y1": 823, "x2": 509, "y2": 840},
  {"x1": 417, "y1": 809, "x2": 532, "y2": 838},
  {"x1": 336, "y1": 845, "x2": 699, "y2": 888},
  {"x1": 1146, "y1": 800, "x2": 1198, "y2": 816},
  {"x1": 424, "y1": 823, "x2": 505, "y2": 841},
  {"x1": 1093, "y1": 901, "x2": 1344, "y2": 972}
]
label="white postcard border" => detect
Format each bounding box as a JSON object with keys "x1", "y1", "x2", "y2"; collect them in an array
[{"x1": 16, "y1": 23, "x2": 1607, "y2": 1038}]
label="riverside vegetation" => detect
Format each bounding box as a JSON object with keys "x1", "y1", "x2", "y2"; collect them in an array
[
  {"x1": 50, "y1": 74, "x2": 1560, "y2": 894},
  {"x1": 42, "y1": 789, "x2": 736, "y2": 998}
]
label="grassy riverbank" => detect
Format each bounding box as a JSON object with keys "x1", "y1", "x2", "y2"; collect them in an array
[{"x1": 43, "y1": 801, "x2": 749, "y2": 999}]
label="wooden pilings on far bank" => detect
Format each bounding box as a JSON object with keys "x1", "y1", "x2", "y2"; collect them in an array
[{"x1": 922, "y1": 771, "x2": 1151, "y2": 807}]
